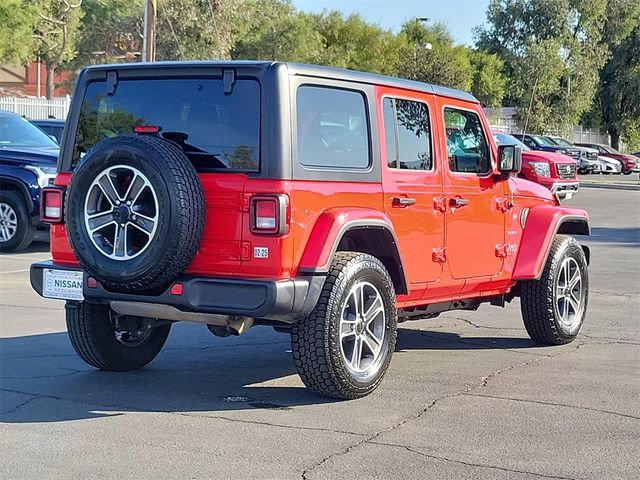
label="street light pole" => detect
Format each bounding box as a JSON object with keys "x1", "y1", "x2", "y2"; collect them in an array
[{"x1": 142, "y1": 0, "x2": 157, "y2": 62}]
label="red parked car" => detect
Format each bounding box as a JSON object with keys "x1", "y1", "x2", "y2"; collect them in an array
[
  {"x1": 575, "y1": 143, "x2": 638, "y2": 174},
  {"x1": 30, "y1": 62, "x2": 591, "y2": 399},
  {"x1": 493, "y1": 132, "x2": 579, "y2": 200}
]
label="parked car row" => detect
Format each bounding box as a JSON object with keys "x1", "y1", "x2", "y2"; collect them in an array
[
  {"x1": 0, "y1": 111, "x2": 59, "y2": 251},
  {"x1": 492, "y1": 132, "x2": 579, "y2": 200},
  {"x1": 512, "y1": 133, "x2": 638, "y2": 175}
]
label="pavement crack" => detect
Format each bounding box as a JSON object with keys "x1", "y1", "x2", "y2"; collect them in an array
[
  {"x1": 2, "y1": 369, "x2": 83, "y2": 380},
  {"x1": 175, "y1": 412, "x2": 365, "y2": 437},
  {"x1": 582, "y1": 333, "x2": 639, "y2": 345},
  {"x1": 369, "y1": 442, "x2": 581, "y2": 480},
  {"x1": 443, "y1": 316, "x2": 525, "y2": 332},
  {"x1": 301, "y1": 345, "x2": 582, "y2": 479},
  {"x1": 463, "y1": 393, "x2": 640, "y2": 421},
  {"x1": 0, "y1": 395, "x2": 41, "y2": 417},
  {"x1": 405, "y1": 329, "x2": 547, "y2": 357}
]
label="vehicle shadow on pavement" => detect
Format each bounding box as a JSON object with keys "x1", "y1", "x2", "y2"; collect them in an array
[
  {"x1": 588, "y1": 227, "x2": 640, "y2": 246},
  {"x1": 396, "y1": 328, "x2": 538, "y2": 351},
  {"x1": 0, "y1": 325, "x2": 333, "y2": 424}
]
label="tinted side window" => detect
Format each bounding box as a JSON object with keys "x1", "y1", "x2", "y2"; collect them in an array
[
  {"x1": 444, "y1": 108, "x2": 491, "y2": 174},
  {"x1": 383, "y1": 98, "x2": 432, "y2": 170},
  {"x1": 296, "y1": 86, "x2": 369, "y2": 169},
  {"x1": 74, "y1": 78, "x2": 261, "y2": 172}
]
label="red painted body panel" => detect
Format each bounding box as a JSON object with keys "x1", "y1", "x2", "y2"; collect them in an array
[
  {"x1": 376, "y1": 86, "x2": 445, "y2": 288},
  {"x1": 47, "y1": 79, "x2": 590, "y2": 312},
  {"x1": 434, "y1": 95, "x2": 506, "y2": 281},
  {"x1": 512, "y1": 205, "x2": 589, "y2": 280}
]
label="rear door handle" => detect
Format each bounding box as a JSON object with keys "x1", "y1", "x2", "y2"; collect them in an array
[
  {"x1": 450, "y1": 197, "x2": 469, "y2": 207},
  {"x1": 392, "y1": 197, "x2": 416, "y2": 207}
]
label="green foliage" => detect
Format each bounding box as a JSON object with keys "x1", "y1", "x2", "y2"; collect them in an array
[
  {"x1": 0, "y1": 0, "x2": 37, "y2": 64},
  {"x1": 233, "y1": 1, "x2": 322, "y2": 63},
  {"x1": 74, "y1": 0, "x2": 144, "y2": 66},
  {"x1": 396, "y1": 21, "x2": 473, "y2": 91},
  {"x1": 599, "y1": 26, "x2": 640, "y2": 148},
  {"x1": 469, "y1": 50, "x2": 506, "y2": 108},
  {"x1": 34, "y1": 0, "x2": 84, "y2": 65},
  {"x1": 155, "y1": 0, "x2": 244, "y2": 61},
  {"x1": 477, "y1": 0, "x2": 609, "y2": 133}
]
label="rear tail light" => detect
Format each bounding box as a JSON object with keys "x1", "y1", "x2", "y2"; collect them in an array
[
  {"x1": 250, "y1": 195, "x2": 289, "y2": 235},
  {"x1": 40, "y1": 186, "x2": 65, "y2": 223}
]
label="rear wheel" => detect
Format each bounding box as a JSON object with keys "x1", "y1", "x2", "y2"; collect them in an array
[
  {"x1": 0, "y1": 191, "x2": 35, "y2": 252},
  {"x1": 65, "y1": 302, "x2": 171, "y2": 371},
  {"x1": 520, "y1": 235, "x2": 588, "y2": 345},
  {"x1": 291, "y1": 252, "x2": 397, "y2": 399}
]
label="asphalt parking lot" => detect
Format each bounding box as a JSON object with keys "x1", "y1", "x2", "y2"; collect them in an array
[{"x1": 1, "y1": 182, "x2": 639, "y2": 479}]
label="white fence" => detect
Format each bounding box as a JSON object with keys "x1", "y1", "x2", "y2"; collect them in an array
[{"x1": 0, "y1": 96, "x2": 71, "y2": 120}]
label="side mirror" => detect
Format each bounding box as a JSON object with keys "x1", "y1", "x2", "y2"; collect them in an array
[{"x1": 497, "y1": 145, "x2": 522, "y2": 174}]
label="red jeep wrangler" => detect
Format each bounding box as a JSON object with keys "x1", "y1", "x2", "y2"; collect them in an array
[{"x1": 31, "y1": 62, "x2": 590, "y2": 399}]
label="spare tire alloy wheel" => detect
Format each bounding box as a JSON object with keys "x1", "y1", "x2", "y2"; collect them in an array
[
  {"x1": 66, "y1": 136, "x2": 205, "y2": 292},
  {"x1": 84, "y1": 165, "x2": 158, "y2": 260}
]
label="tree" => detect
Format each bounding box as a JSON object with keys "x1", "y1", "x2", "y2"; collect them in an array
[
  {"x1": 477, "y1": 0, "x2": 608, "y2": 133},
  {"x1": 155, "y1": 0, "x2": 244, "y2": 61},
  {"x1": 233, "y1": 1, "x2": 322, "y2": 63},
  {"x1": 595, "y1": 0, "x2": 640, "y2": 150},
  {"x1": 33, "y1": 0, "x2": 83, "y2": 99},
  {"x1": 599, "y1": 27, "x2": 640, "y2": 150},
  {"x1": 397, "y1": 20, "x2": 473, "y2": 91},
  {"x1": 469, "y1": 50, "x2": 506, "y2": 108},
  {"x1": 310, "y1": 11, "x2": 404, "y2": 75},
  {"x1": 0, "y1": 0, "x2": 37, "y2": 65},
  {"x1": 74, "y1": 0, "x2": 143, "y2": 66}
]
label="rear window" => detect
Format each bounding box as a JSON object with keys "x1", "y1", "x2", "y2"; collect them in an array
[{"x1": 73, "y1": 78, "x2": 261, "y2": 172}]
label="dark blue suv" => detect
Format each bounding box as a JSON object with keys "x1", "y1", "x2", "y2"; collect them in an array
[{"x1": 0, "y1": 111, "x2": 59, "y2": 251}]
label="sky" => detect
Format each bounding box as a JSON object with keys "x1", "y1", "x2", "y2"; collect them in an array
[{"x1": 290, "y1": 0, "x2": 491, "y2": 46}]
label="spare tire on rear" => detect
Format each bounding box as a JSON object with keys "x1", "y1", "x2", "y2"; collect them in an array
[{"x1": 66, "y1": 135, "x2": 205, "y2": 293}]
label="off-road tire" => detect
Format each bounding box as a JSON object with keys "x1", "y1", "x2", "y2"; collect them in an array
[
  {"x1": 0, "y1": 191, "x2": 36, "y2": 252},
  {"x1": 66, "y1": 301, "x2": 171, "y2": 371},
  {"x1": 65, "y1": 135, "x2": 205, "y2": 293},
  {"x1": 291, "y1": 252, "x2": 398, "y2": 399},
  {"x1": 520, "y1": 235, "x2": 589, "y2": 345}
]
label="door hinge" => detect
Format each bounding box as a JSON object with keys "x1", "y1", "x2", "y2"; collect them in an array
[
  {"x1": 432, "y1": 247, "x2": 447, "y2": 263},
  {"x1": 433, "y1": 197, "x2": 447, "y2": 213},
  {"x1": 496, "y1": 197, "x2": 514, "y2": 213}
]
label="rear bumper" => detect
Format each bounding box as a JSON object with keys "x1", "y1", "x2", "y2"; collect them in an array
[{"x1": 30, "y1": 261, "x2": 325, "y2": 323}]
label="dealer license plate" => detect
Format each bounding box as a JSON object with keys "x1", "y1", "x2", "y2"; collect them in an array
[{"x1": 42, "y1": 269, "x2": 84, "y2": 301}]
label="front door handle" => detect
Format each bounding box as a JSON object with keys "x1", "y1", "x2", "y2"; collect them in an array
[
  {"x1": 450, "y1": 197, "x2": 469, "y2": 207},
  {"x1": 392, "y1": 197, "x2": 416, "y2": 207}
]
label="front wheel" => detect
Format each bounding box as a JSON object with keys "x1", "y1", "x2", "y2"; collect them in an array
[
  {"x1": 520, "y1": 235, "x2": 589, "y2": 345},
  {"x1": 66, "y1": 302, "x2": 171, "y2": 371},
  {"x1": 291, "y1": 252, "x2": 398, "y2": 399}
]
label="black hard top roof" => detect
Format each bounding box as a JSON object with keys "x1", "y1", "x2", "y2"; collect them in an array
[{"x1": 81, "y1": 60, "x2": 479, "y2": 104}]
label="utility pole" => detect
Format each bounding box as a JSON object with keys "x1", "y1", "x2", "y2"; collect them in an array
[{"x1": 142, "y1": 0, "x2": 157, "y2": 62}]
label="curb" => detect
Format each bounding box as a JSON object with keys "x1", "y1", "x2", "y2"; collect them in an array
[{"x1": 579, "y1": 182, "x2": 640, "y2": 191}]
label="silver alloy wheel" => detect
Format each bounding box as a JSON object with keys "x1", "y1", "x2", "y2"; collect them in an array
[
  {"x1": 555, "y1": 257, "x2": 585, "y2": 329},
  {"x1": 0, "y1": 202, "x2": 18, "y2": 243},
  {"x1": 84, "y1": 165, "x2": 158, "y2": 260},
  {"x1": 339, "y1": 281, "x2": 386, "y2": 376}
]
